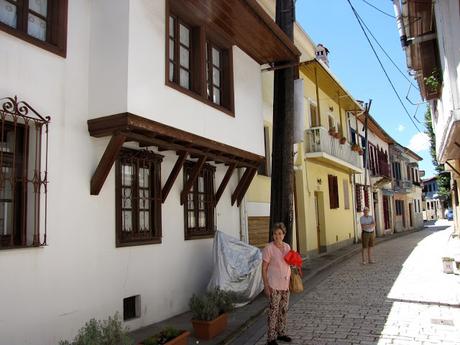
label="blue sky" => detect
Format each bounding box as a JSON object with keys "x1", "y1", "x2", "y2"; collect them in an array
[{"x1": 296, "y1": 0, "x2": 435, "y2": 177}]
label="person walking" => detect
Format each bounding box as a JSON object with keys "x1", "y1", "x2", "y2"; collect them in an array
[
  {"x1": 262, "y1": 223, "x2": 292, "y2": 345},
  {"x1": 360, "y1": 207, "x2": 376, "y2": 264}
]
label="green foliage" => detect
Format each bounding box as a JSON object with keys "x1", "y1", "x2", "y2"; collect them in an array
[
  {"x1": 424, "y1": 69, "x2": 441, "y2": 92},
  {"x1": 189, "y1": 288, "x2": 237, "y2": 321},
  {"x1": 58, "y1": 313, "x2": 133, "y2": 345},
  {"x1": 141, "y1": 327, "x2": 183, "y2": 345},
  {"x1": 424, "y1": 108, "x2": 451, "y2": 206}
]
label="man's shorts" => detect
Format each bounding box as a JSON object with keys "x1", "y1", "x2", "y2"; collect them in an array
[{"x1": 361, "y1": 231, "x2": 375, "y2": 248}]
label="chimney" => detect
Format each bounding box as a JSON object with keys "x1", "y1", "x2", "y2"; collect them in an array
[{"x1": 316, "y1": 43, "x2": 330, "y2": 66}]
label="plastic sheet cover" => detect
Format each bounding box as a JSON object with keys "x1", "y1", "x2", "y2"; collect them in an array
[{"x1": 207, "y1": 231, "x2": 264, "y2": 306}]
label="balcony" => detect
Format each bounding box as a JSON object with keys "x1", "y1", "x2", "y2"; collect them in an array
[
  {"x1": 394, "y1": 180, "x2": 413, "y2": 194},
  {"x1": 304, "y1": 127, "x2": 362, "y2": 173}
]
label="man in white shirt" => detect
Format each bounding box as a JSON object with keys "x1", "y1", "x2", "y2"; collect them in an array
[{"x1": 360, "y1": 207, "x2": 375, "y2": 264}]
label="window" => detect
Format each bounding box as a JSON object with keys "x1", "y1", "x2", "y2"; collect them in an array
[
  {"x1": 0, "y1": 0, "x2": 67, "y2": 56},
  {"x1": 392, "y1": 162, "x2": 401, "y2": 180},
  {"x1": 310, "y1": 102, "x2": 319, "y2": 127},
  {"x1": 395, "y1": 200, "x2": 404, "y2": 215},
  {"x1": 328, "y1": 115, "x2": 336, "y2": 131},
  {"x1": 350, "y1": 127, "x2": 357, "y2": 145},
  {"x1": 166, "y1": 8, "x2": 234, "y2": 114},
  {"x1": 184, "y1": 162, "x2": 215, "y2": 239},
  {"x1": 343, "y1": 179, "x2": 350, "y2": 210},
  {"x1": 355, "y1": 184, "x2": 362, "y2": 212},
  {"x1": 258, "y1": 126, "x2": 270, "y2": 177},
  {"x1": 115, "y1": 149, "x2": 162, "y2": 247},
  {"x1": 328, "y1": 174, "x2": 339, "y2": 209},
  {"x1": 0, "y1": 97, "x2": 49, "y2": 250}
]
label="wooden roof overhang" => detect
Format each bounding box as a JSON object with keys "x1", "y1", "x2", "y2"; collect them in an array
[
  {"x1": 168, "y1": 0, "x2": 301, "y2": 64},
  {"x1": 405, "y1": 0, "x2": 440, "y2": 100},
  {"x1": 299, "y1": 60, "x2": 363, "y2": 113},
  {"x1": 88, "y1": 113, "x2": 263, "y2": 207}
]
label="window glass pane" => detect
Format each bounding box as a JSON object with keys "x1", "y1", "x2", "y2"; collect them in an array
[
  {"x1": 122, "y1": 164, "x2": 133, "y2": 186},
  {"x1": 169, "y1": 39, "x2": 175, "y2": 60},
  {"x1": 212, "y1": 47, "x2": 220, "y2": 67},
  {"x1": 187, "y1": 193, "x2": 194, "y2": 209},
  {"x1": 28, "y1": 13, "x2": 46, "y2": 41},
  {"x1": 198, "y1": 176, "x2": 204, "y2": 192},
  {"x1": 180, "y1": 46, "x2": 189, "y2": 68},
  {"x1": 198, "y1": 211, "x2": 206, "y2": 228},
  {"x1": 139, "y1": 210, "x2": 150, "y2": 232},
  {"x1": 122, "y1": 210, "x2": 132, "y2": 232},
  {"x1": 169, "y1": 62, "x2": 174, "y2": 82},
  {"x1": 199, "y1": 194, "x2": 204, "y2": 210},
  {"x1": 29, "y1": 0, "x2": 47, "y2": 17},
  {"x1": 213, "y1": 87, "x2": 221, "y2": 105},
  {"x1": 212, "y1": 67, "x2": 220, "y2": 87},
  {"x1": 0, "y1": 200, "x2": 14, "y2": 236},
  {"x1": 179, "y1": 24, "x2": 189, "y2": 47},
  {"x1": 179, "y1": 68, "x2": 189, "y2": 89},
  {"x1": 169, "y1": 16, "x2": 174, "y2": 38},
  {"x1": 188, "y1": 211, "x2": 195, "y2": 228},
  {"x1": 122, "y1": 188, "x2": 132, "y2": 209},
  {"x1": 0, "y1": 0, "x2": 17, "y2": 28},
  {"x1": 138, "y1": 167, "x2": 149, "y2": 188}
]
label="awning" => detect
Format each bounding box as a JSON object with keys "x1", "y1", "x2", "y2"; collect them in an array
[
  {"x1": 299, "y1": 59, "x2": 363, "y2": 112},
  {"x1": 87, "y1": 113, "x2": 263, "y2": 206},
  {"x1": 169, "y1": 0, "x2": 300, "y2": 64}
]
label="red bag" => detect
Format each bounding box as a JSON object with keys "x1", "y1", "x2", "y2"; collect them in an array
[{"x1": 284, "y1": 250, "x2": 303, "y2": 276}]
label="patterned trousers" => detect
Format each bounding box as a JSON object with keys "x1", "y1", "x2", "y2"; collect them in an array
[{"x1": 267, "y1": 289, "x2": 289, "y2": 342}]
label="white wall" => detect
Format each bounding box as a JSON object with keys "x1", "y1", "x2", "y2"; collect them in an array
[{"x1": 0, "y1": 0, "x2": 262, "y2": 344}]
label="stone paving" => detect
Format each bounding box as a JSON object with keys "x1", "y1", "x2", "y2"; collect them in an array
[{"x1": 252, "y1": 223, "x2": 460, "y2": 345}]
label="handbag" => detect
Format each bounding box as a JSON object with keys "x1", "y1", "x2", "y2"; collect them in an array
[{"x1": 289, "y1": 267, "x2": 303, "y2": 293}]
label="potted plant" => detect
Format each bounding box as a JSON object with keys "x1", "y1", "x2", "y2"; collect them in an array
[
  {"x1": 59, "y1": 313, "x2": 133, "y2": 345},
  {"x1": 424, "y1": 69, "x2": 441, "y2": 92},
  {"x1": 339, "y1": 137, "x2": 347, "y2": 144},
  {"x1": 189, "y1": 288, "x2": 236, "y2": 340},
  {"x1": 139, "y1": 327, "x2": 190, "y2": 345}
]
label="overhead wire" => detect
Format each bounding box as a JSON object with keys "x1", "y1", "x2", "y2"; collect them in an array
[
  {"x1": 360, "y1": 0, "x2": 396, "y2": 18},
  {"x1": 346, "y1": 0, "x2": 422, "y2": 133}
]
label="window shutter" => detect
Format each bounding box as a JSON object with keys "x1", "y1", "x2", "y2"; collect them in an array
[{"x1": 328, "y1": 175, "x2": 334, "y2": 209}]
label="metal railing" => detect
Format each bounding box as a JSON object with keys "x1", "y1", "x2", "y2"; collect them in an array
[
  {"x1": 304, "y1": 127, "x2": 362, "y2": 169},
  {"x1": 394, "y1": 179, "x2": 413, "y2": 193}
]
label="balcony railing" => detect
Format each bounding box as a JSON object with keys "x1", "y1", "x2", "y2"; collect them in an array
[
  {"x1": 304, "y1": 127, "x2": 362, "y2": 170},
  {"x1": 394, "y1": 179, "x2": 413, "y2": 193}
]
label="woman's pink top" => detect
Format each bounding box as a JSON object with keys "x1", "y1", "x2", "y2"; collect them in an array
[{"x1": 262, "y1": 241, "x2": 291, "y2": 291}]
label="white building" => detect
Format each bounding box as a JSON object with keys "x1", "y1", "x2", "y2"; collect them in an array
[
  {"x1": 0, "y1": 1, "x2": 300, "y2": 344},
  {"x1": 397, "y1": 0, "x2": 460, "y2": 234}
]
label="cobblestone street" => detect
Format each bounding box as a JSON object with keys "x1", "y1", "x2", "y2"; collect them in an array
[{"x1": 249, "y1": 223, "x2": 460, "y2": 345}]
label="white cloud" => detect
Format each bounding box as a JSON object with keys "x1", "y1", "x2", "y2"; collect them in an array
[
  {"x1": 397, "y1": 124, "x2": 405, "y2": 132},
  {"x1": 408, "y1": 132, "x2": 430, "y2": 152}
]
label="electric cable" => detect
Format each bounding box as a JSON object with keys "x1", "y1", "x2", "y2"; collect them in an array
[
  {"x1": 346, "y1": 0, "x2": 422, "y2": 132},
  {"x1": 360, "y1": 0, "x2": 396, "y2": 18}
]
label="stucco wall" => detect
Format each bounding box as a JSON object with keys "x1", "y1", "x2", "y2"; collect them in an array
[{"x1": 0, "y1": 0, "x2": 263, "y2": 344}]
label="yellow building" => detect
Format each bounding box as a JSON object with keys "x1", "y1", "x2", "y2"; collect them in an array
[{"x1": 246, "y1": 0, "x2": 363, "y2": 255}]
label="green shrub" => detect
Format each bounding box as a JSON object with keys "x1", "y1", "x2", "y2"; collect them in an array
[
  {"x1": 189, "y1": 288, "x2": 238, "y2": 321},
  {"x1": 141, "y1": 327, "x2": 183, "y2": 345},
  {"x1": 58, "y1": 313, "x2": 133, "y2": 345}
]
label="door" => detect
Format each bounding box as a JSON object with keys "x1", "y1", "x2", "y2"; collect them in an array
[
  {"x1": 409, "y1": 203, "x2": 413, "y2": 228},
  {"x1": 383, "y1": 196, "x2": 391, "y2": 229},
  {"x1": 314, "y1": 192, "x2": 327, "y2": 253}
]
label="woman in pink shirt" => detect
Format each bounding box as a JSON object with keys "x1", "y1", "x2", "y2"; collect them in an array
[{"x1": 262, "y1": 223, "x2": 292, "y2": 345}]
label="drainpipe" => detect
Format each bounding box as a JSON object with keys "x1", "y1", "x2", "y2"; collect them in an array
[
  {"x1": 393, "y1": 0, "x2": 408, "y2": 48},
  {"x1": 238, "y1": 168, "x2": 249, "y2": 243},
  {"x1": 351, "y1": 174, "x2": 359, "y2": 243}
]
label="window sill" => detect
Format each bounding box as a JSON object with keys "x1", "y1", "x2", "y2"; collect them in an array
[
  {"x1": 0, "y1": 23, "x2": 66, "y2": 58},
  {"x1": 166, "y1": 81, "x2": 234, "y2": 117},
  {"x1": 116, "y1": 238, "x2": 162, "y2": 248},
  {"x1": 0, "y1": 244, "x2": 45, "y2": 251},
  {"x1": 185, "y1": 233, "x2": 215, "y2": 241}
]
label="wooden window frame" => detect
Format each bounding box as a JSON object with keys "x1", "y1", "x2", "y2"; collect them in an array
[
  {"x1": 183, "y1": 161, "x2": 215, "y2": 240},
  {"x1": 165, "y1": 3, "x2": 234, "y2": 116},
  {"x1": 0, "y1": 0, "x2": 68, "y2": 57},
  {"x1": 328, "y1": 174, "x2": 339, "y2": 209},
  {"x1": 115, "y1": 148, "x2": 163, "y2": 247}
]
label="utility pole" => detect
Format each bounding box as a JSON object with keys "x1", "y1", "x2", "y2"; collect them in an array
[{"x1": 269, "y1": 0, "x2": 296, "y2": 246}]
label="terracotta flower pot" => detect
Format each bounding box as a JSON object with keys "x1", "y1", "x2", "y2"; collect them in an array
[
  {"x1": 339, "y1": 137, "x2": 346, "y2": 144},
  {"x1": 138, "y1": 330, "x2": 190, "y2": 345},
  {"x1": 191, "y1": 313, "x2": 228, "y2": 340},
  {"x1": 333, "y1": 132, "x2": 341, "y2": 139}
]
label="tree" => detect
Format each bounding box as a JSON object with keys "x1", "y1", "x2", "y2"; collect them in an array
[{"x1": 424, "y1": 107, "x2": 451, "y2": 207}]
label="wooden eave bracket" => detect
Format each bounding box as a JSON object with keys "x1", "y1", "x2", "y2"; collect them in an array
[
  {"x1": 180, "y1": 155, "x2": 207, "y2": 205},
  {"x1": 90, "y1": 133, "x2": 127, "y2": 195},
  {"x1": 214, "y1": 163, "x2": 236, "y2": 206},
  {"x1": 162, "y1": 151, "x2": 187, "y2": 203},
  {"x1": 231, "y1": 167, "x2": 257, "y2": 206}
]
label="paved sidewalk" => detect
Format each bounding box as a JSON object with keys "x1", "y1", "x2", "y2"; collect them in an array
[{"x1": 129, "y1": 221, "x2": 454, "y2": 345}]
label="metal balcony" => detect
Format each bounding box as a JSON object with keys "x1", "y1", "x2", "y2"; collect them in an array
[{"x1": 304, "y1": 127, "x2": 362, "y2": 173}]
